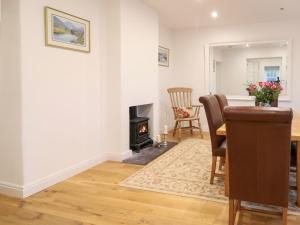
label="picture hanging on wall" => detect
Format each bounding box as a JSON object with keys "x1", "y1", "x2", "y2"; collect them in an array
[
  {"x1": 45, "y1": 7, "x2": 90, "y2": 53},
  {"x1": 158, "y1": 46, "x2": 169, "y2": 67}
]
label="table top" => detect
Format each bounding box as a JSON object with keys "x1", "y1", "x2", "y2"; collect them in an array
[{"x1": 217, "y1": 113, "x2": 300, "y2": 141}]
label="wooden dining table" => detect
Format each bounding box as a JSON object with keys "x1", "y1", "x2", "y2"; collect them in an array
[{"x1": 217, "y1": 114, "x2": 300, "y2": 207}]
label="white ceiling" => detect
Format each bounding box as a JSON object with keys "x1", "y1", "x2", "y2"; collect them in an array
[{"x1": 142, "y1": 0, "x2": 300, "y2": 29}]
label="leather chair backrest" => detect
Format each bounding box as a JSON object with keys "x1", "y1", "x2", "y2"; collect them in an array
[
  {"x1": 215, "y1": 94, "x2": 228, "y2": 116},
  {"x1": 224, "y1": 106, "x2": 293, "y2": 207},
  {"x1": 199, "y1": 95, "x2": 225, "y2": 153}
]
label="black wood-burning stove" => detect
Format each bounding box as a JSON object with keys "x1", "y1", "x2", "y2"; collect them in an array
[{"x1": 130, "y1": 106, "x2": 153, "y2": 152}]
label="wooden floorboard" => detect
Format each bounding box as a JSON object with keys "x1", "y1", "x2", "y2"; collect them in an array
[{"x1": 0, "y1": 132, "x2": 299, "y2": 225}]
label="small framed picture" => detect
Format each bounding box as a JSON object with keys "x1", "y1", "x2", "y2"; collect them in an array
[
  {"x1": 158, "y1": 46, "x2": 169, "y2": 67},
  {"x1": 45, "y1": 7, "x2": 90, "y2": 53}
]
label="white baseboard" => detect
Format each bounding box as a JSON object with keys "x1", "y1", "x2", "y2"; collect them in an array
[
  {"x1": 0, "y1": 181, "x2": 23, "y2": 198},
  {"x1": 0, "y1": 154, "x2": 107, "y2": 199},
  {"x1": 106, "y1": 150, "x2": 132, "y2": 161},
  {"x1": 22, "y1": 154, "x2": 106, "y2": 198}
]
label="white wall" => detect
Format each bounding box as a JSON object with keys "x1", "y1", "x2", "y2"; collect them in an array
[
  {"x1": 0, "y1": 0, "x2": 24, "y2": 196},
  {"x1": 105, "y1": 0, "x2": 159, "y2": 160},
  {"x1": 120, "y1": 0, "x2": 159, "y2": 156},
  {"x1": 0, "y1": 0, "x2": 2, "y2": 22},
  {"x1": 0, "y1": 0, "x2": 160, "y2": 198},
  {"x1": 159, "y1": 24, "x2": 176, "y2": 129},
  {"x1": 170, "y1": 21, "x2": 300, "y2": 126},
  {"x1": 154, "y1": 21, "x2": 300, "y2": 131},
  {"x1": 105, "y1": 0, "x2": 122, "y2": 160},
  {"x1": 0, "y1": 0, "x2": 108, "y2": 197}
]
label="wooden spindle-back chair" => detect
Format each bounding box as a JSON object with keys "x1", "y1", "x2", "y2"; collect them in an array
[{"x1": 167, "y1": 87, "x2": 203, "y2": 141}]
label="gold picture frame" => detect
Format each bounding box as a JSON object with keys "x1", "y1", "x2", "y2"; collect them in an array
[
  {"x1": 45, "y1": 7, "x2": 90, "y2": 53},
  {"x1": 158, "y1": 46, "x2": 169, "y2": 67}
]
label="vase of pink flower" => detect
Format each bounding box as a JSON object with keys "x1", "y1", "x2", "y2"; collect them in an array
[
  {"x1": 246, "y1": 83, "x2": 258, "y2": 96},
  {"x1": 246, "y1": 81, "x2": 283, "y2": 107}
]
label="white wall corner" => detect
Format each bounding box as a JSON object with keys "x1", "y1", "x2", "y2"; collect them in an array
[{"x1": 22, "y1": 154, "x2": 106, "y2": 198}]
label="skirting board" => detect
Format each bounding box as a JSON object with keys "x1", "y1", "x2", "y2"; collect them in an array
[
  {"x1": 0, "y1": 181, "x2": 23, "y2": 198},
  {"x1": 22, "y1": 154, "x2": 106, "y2": 198},
  {"x1": 106, "y1": 150, "x2": 132, "y2": 161},
  {"x1": 0, "y1": 154, "x2": 107, "y2": 199}
]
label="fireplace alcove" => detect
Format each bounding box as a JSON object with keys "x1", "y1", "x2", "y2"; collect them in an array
[{"x1": 129, "y1": 105, "x2": 153, "y2": 152}]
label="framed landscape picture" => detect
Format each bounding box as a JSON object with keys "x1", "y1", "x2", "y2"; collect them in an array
[
  {"x1": 158, "y1": 46, "x2": 169, "y2": 67},
  {"x1": 45, "y1": 7, "x2": 90, "y2": 53}
]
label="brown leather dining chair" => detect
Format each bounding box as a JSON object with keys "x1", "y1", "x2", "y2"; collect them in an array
[
  {"x1": 291, "y1": 142, "x2": 297, "y2": 169},
  {"x1": 199, "y1": 95, "x2": 226, "y2": 184},
  {"x1": 215, "y1": 94, "x2": 228, "y2": 117},
  {"x1": 224, "y1": 106, "x2": 293, "y2": 225},
  {"x1": 291, "y1": 142, "x2": 297, "y2": 190}
]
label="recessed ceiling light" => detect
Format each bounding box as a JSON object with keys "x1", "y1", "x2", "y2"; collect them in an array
[
  {"x1": 246, "y1": 43, "x2": 250, "y2": 48},
  {"x1": 211, "y1": 11, "x2": 219, "y2": 19}
]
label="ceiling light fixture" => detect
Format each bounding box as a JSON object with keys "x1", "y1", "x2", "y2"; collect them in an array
[
  {"x1": 246, "y1": 43, "x2": 250, "y2": 48},
  {"x1": 211, "y1": 11, "x2": 219, "y2": 19}
]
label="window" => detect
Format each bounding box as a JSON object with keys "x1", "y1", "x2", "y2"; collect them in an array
[{"x1": 264, "y1": 66, "x2": 280, "y2": 82}]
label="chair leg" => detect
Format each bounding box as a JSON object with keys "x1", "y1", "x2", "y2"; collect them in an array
[
  {"x1": 197, "y1": 119, "x2": 204, "y2": 139},
  {"x1": 173, "y1": 121, "x2": 178, "y2": 137},
  {"x1": 282, "y1": 208, "x2": 287, "y2": 225},
  {"x1": 219, "y1": 157, "x2": 223, "y2": 171},
  {"x1": 237, "y1": 200, "x2": 241, "y2": 210},
  {"x1": 178, "y1": 121, "x2": 182, "y2": 142},
  {"x1": 225, "y1": 153, "x2": 229, "y2": 196},
  {"x1": 210, "y1": 156, "x2": 217, "y2": 184},
  {"x1": 219, "y1": 157, "x2": 225, "y2": 170},
  {"x1": 189, "y1": 121, "x2": 193, "y2": 135},
  {"x1": 233, "y1": 200, "x2": 240, "y2": 220},
  {"x1": 229, "y1": 199, "x2": 235, "y2": 225}
]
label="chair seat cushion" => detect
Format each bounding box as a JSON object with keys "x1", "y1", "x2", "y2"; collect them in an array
[
  {"x1": 175, "y1": 107, "x2": 194, "y2": 118},
  {"x1": 213, "y1": 139, "x2": 226, "y2": 157}
]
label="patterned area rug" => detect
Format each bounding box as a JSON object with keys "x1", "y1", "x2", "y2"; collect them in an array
[{"x1": 120, "y1": 138, "x2": 300, "y2": 215}]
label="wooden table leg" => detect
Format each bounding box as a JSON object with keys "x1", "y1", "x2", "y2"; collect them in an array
[
  {"x1": 225, "y1": 149, "x2": 229, "y2": 197},
  {"x1": 297, "y1": 141, "x2": 300, "y2": 207}
]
